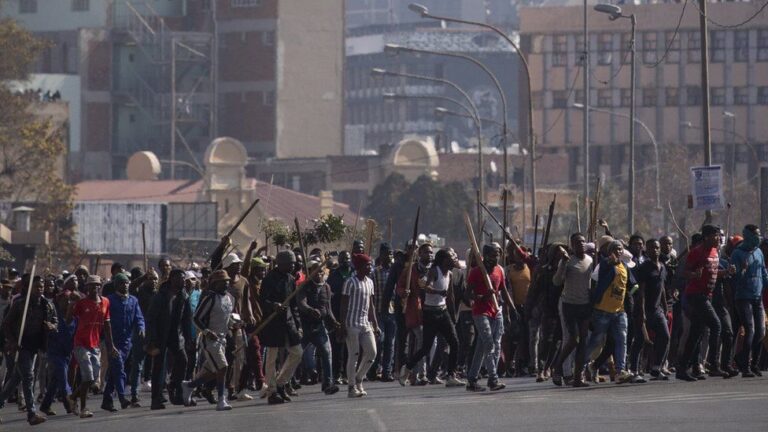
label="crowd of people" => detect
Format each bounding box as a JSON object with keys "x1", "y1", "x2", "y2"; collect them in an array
[{"x1": 0, "y1": 220, "x2": 766, "y2": 426}]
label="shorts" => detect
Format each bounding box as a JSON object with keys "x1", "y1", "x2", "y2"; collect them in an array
[
  {"x1": 200, "y1": 337, "x2": 228, "y2": 373},
  {"x1": 74, "y1": 346, "x2": 101, "y2": 382}
]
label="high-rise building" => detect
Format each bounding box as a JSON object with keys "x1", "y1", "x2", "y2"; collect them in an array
[
  {"x1": 345, "y1": 0, "x2": 517, "y2": 29},
  {"x1": 2, "y1": 0, "x2": 344, "y2": 180}
]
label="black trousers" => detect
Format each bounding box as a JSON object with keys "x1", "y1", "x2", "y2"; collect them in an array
[
  {"x1": 151, "y1": 346, "x2": 187, "y2": 404},
  {"x1": 680, "y1": 294, "x2": 721, "y2": 371},
  {"x1": 405, "y1": 307, "x2": 459, "y2": 377}
]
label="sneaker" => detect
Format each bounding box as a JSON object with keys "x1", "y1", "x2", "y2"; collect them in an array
[
  {"x1": 572, "y1": 380, "x2": 590, "y2": 388},
  {"x1": 67, "y1": 395, "x2": 80, "y2": 416},
  {"x1": 355, "y1": 383, "x2": 367, "y2": 396},
  {"x1": 100, "y1": 402, "x2": 118, "y2": 412},
  {"x1": 488, "y1": 381, "x2": 506, "y2": 391},
  {"x1": 398, "y1": 365, "x2": 411, "y2": 386},
  {"x1": 414, "y1": 378, "x2": 429, "y2": 386},
  {"x1": 267, "y1": 392, "x2": 285, "y2": 405},
  {"x1": 235, "y1": 389, "x2": 253, "y2": 401},
  {"x1": 276, "y1": 385, "x2": 292, "y2": 402},
  {"x1": 445, "y1": 374, "x2": 466, "y2": 387},
  {"x1": 80, "y1": 409, "x2": 94, "y2": 419},
  {"x1": 535, "y1": 371, "x2": 545, "y2": 383},
  {"x1": 380, "y1": 374, "x2": 395, "y2": 383},
  {"x1": 742, "y1": 370, "x2": 756, "y2": 378},
  {"x1": 724, "y1": 367, "x2": 740, "y2": 378},
  {"x1": 40, "y1": 407, "x2": 56, "y2": 416},
  {"x1": 323, "y1": 384, "x2": 340, "y2": 395},
  {"x1": 216, "y1": 399, "x2": 232, "y2": 411},
  {"x1": 130, "y1": 396, "x2": 141, "y2": 408},
  {"x1": 588, "y1": 364, "x2": 599, "y2": 384},
  {"x1": 708, "y1": 368, "x2": 727, "y2": 378},
  {"x1": 27, "y1": 414, "x2": 46, "y2": 426},
  {"x1": 616, "y1": 370, "x2": 633, "y2": 384},
  {"x1": 428, "y1": 376, "x2": 444, "y2": 385},
  {"x1": 650, "y1": 369, "x2": 669, "y2": 381},
  {"x1": 552, "y1": 372, "x2": 563, "y2": 386},
  {"x1": 119, "y1": 399, "x2": 131, "y2": 409},
  {"x1": 284, "y1": 385, "x2": 298, "y2": 397},
  {"x1": 181, "y1": 381, "x2": 195, "y2": 406},
  {"x1": 465, "y1": 381, "x2": 486, "y2": 392},
  {"x1": 675, "y1": 371, "x2": 697, "y2": 382},
  {"x1": 751, "y1": 365, "x2": 763, "y2": 377},
  {"x1": 347, "y1": 385, "x2": 362, "y2": 398},
  {"x1": 629, "y1": 374, "x2": 647, "y2": 384}
]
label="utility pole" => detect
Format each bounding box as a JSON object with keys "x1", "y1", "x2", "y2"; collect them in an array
[
  {"x1": 628, "y1": 14, "x2": 636, "y2": 235},
  {"x1": 170, "y1": 37, "x2": 177, "y2": 180},
  {"x1": 699, "y1": 0, "x2": 713, "y2": 222},
  {"x1": 582, "y1": 0, "x2": 590, "y2": 210}
]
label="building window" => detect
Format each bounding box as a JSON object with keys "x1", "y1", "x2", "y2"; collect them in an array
[
  {"x1": 642, "y1": 88, "x2": 658, "y2": 107},
  {"x1": 664, "y1": 31, "x2": 680, "y2": 63},
  {"x1": 597, "y1": 33, "x2": 613, "y2": 65},
  {"x1": 710, "y1": 31, "x2": 726, "y2": 63},
  {"x1": 665, "y1": 87, "x2": 679, "y2": 106},
  {"x1": 642, "y1": 32, "x2": 657, "y2": 64},
  {"x1": 734, "y1": 30, "x2": 749, "y2": 62},
  {"x1": 758, "y1": 30, "x2": 768, "y2": 61},
  {"x1": 711, "y1": 87, "x2": 726, "y2": 106},
  {"x1": 552, "y1": 35, "x2": 567, "y2": 66},
  {"x1": 734, "y1": 87, "x2": 749, "y2": 105},
  {"x1": 19, "y1": 0, "x2": 36, "y2": 13},
  {"x1": 574, "y1": 89, "x2": 584, "y2": 105},
  {"x1": 597, "y1": 89, "x2": 612, "y2": 107},
  {"x1": 231, "y1": 0, "x2": 261, "y2": 7},
  {"x1": 262, "y1": 90, "x2": 275, "y2": 106},
  {"x1": 72, "y1": 0, "x2": 89, "y2": 11},
  {"x1": 552, "y1": 90, "x2": 568, "y2": 108},
  {"x1": 688, "y1": 32, "x2": 701, "y2": 63},
  {"x1": 620, "y1": 89, "x2": 632, "y2": 107},
  {"x1": 262, "y1": 31, "x2": 275, "y2": 46},
  {"x1": 759, "y1": 87, "x2": 768, "y2": 105},
  {"x1": 686, "y1": 86, "x2": 702, "y2": 106}
]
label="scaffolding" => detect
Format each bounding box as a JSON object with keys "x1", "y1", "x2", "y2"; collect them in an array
[{"x1": 116, "y1": 1, "x2": 213, "y2": 179}]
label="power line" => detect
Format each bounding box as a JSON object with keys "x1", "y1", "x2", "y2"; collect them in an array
[
  {"x1": 591, "y1": 47, "x2": 630, "y2": 84},
  {"x1": 690, "y1": 0, "x2": 768, "y2": 29},
  {"x1": 643, "y1": 0, "x2": 688, "y2": 68}
]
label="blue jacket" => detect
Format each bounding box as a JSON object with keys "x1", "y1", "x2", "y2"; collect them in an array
[
  {"x1": 107, "y1": 293, "x2": 145, "y2": 348},
  {"x1": 590, "y1": 258, "x2": 637, "y2": 306},
  {"x1": 730, "y1": 247, "x2": 768, "y2": 300},
  {"x1": 47, "y1": 302, "x2": 76, "y2": 357}
]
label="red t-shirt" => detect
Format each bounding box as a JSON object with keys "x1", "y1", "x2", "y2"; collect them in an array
[
  {"x1": 468, "y1": 264, "x2": 504, "y2": 318},
  {"x1": 72, "y1": 297, "x2": 111, "y2": 349},
  {"x1": 684, "y1": 245, "x2": 719, "y2": 297}
]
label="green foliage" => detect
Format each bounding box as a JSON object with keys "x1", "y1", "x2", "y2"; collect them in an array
[
  {"x1": 365, "y1": 174, "x2": 474, "y2": 246},
  {"x1": 261, "y1": 219, "x2": 290, "y2": 247},
  {"x1": 313, "y1": 214, "x2": 347, "y2": 244}
]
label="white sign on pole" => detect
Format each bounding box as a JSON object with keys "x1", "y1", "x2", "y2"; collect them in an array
[{"x1": 690, "y1": 165, "x2": 725, "y2": 211}]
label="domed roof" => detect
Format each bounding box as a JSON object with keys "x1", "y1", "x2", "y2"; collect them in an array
[
  {"x1": 204, "y1": 137, "x2": 247, "y2": 167},
  {"x1": 126, "y1": 151, "x2": 161, "y2": 181},
  {"x1": 391, "y1": 138, "x2": 439, "y2": 168}
]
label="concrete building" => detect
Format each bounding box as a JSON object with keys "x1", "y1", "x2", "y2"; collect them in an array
[
  {"x1": 2, "y1": 0, "x2": 344, "y2": 180},
  {"x1": 518, "y1": 1, "x2": 768, "y2": 187},
  {"x1": 345, "y1": 0, "x2": 517, "y2": 29}
]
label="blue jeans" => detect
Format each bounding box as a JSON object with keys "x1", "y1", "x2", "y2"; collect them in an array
[
  {"x1": 585, "y1": 310, "x2": 628, "y2": 371},
  {"x1": 0, "y1": 349, "x2": 37, "y2": 419},
  {"x1": 103, "y1": 344, "x2": 132, "y2": 404},
  {"x1": 379, "y1": 313, "x2": 397, "y2": 375},
  {"x1": 128, "y1": 331, "x2": 146, "y2": 398},
  {"x1": 735, "y1": 298, "x2": 766, "y2": 370},
  {"x1": 40, "y1": 353, "x2": 71, "y2": 411},
  {"x1": 302, "y1": 328, "x2": 333, "y2": 387},
  {"x1": 468, "y1": 313, "x2": 504, "y2": 384}
]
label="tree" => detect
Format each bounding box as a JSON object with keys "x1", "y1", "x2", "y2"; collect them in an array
[
  {"x1": 0, "y1": 19, "x2": 78, "y2": 269},
  {"x1": 365, "y1": 173, "x2": 474, "y2": 246}
]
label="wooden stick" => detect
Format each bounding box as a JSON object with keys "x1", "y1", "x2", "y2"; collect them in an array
[
  {"x1": 668, "y1": 201, "x2": 689, "y2": 251},
  {"x1": 294, "y1": 217, "x2": 309, "y2": 276},
  {"x1": 226, "y1": 198, "x2": 260, "y2": 238},
  {"x1": 402, "y1": 206, "x2": 421, "y2": 315},
  {"x1": 141, "y1": 222, "x2": 148, "y2": 273},
  {"x1": 387, "y1": 217, "x2": 393, "y2": 246},
  {"x1": 479, "y1": 202, "x2": 522, "y2": 252},
  {"x1": 243, "y1": 257, "x2": 332, "y2": 342},
  {"x1": 576, "y1": 195, "x2": 582, "y2": 233},
  {"x1": 365, "y1": 219, "x2": 377, "y2": 256},
  {"x1": 501, "y1": 188, "x2": 508, "y2": 267},
  {"x1": 14, "y1": 262, "x2": 37, "y2": 363},
  {"x1": 463, "y1": 213, "x2": 499, "y2": 310},
  {"x1": 93, "y1": 254, "x2": 102, "y2": 277},
  {"x1": 542, "y1": 194, "x2": 557, "y2": 250},
  {"x1": 533, "y1": 213, "x2": 540, "y2": 252}
]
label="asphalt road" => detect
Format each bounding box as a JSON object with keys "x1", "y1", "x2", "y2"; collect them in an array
[{"x1": 1, "y1": 376, "x2": 767, "y2": 432}]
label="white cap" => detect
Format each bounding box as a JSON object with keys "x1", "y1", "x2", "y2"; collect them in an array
[{"x1": 222, "y1": 253, "x2": 243, "y2": 269}]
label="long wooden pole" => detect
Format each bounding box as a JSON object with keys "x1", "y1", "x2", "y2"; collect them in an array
[
  {"x1": 463, "y1": 213, "x2": 499, "y2": 310},
  {"x1": 226, "y1": 198, "x2": 260, "y2": 238},
  {"x1": 294, "y1": 217, "x2": 309, "y2": 276},
  {"x1": 542, "y1": 194, "x2": 557, "y2": 249},
  {"x1": 141, "y1": 222, "x2": 148, "y2": 272},
  {"x1": 402, "y1": 206, "x2": 421, "y2": 315},
  {"x1": 501, "y1": 188, "x2": 508, "y2": 267},
  {"x1": 14, "y1": 262, "x2": 37, "y2": 363}
]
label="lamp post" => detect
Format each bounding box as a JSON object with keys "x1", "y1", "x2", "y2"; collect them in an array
[
  {"x1": 573, "y1": 103, "x2": 659, "y2": 210},
  {"x1": 408, "y1": 2, "x2": 537, "y2": 230},
  {"x1": 384, "y1": 44, "x2": 511, "y2": 185},
  {"x1": 723, "y1": 111, "x2": 737, "y2": 214},
  {"x1": 372, "y1": 67, "x2": 485, "y2": 229},
  {"x1": 595, "y1": 3, "x2": 636, "y2": 235}
]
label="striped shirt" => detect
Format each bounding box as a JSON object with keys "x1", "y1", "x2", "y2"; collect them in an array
[{"x1": 342, "y1": 275, "x2": 374, "y2": 329}]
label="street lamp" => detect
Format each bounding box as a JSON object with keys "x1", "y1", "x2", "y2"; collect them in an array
[
  {"x1": 595, "y1": 3, "x2": 636, "y2": 235},
  {"x1": 408, "y1": 2, "x2": 537, "y2": 233},
  {"x1": 384, "y1": 44, "x2": 511, "y2": 180},
  {"x1": 573, "y1": 103, "x2": 660, "y2": 210},
  {"x1": 372, "y1": 67, "x2": 486, "y2": 230}
]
